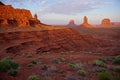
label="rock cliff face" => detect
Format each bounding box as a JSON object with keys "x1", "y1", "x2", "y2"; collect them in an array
[
  {"x1": 0, "y1": 28, "x2": 100, "y2": 54},
  {"x1": 0, "y1": 2, "x2": 40, "y2": 27},
  {"x1": 67, "y1": 19, "x2": 76, "y2": 27},
  {"x1": 81, "y1": 16, "x2": 94, "y2": 28},
  {"x1": 101, "y1": 18, "x2": 111, "y2": 27}
]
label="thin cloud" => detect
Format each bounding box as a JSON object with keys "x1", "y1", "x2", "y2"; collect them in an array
[
  {"x1": 29, "y1": 0, "x2": 33, "y2": 3},
  {"x1": 41, "y1": 0, "x2": 46, "y2": 6},
  {"x1": 42, "y1": 0, "x2": 113, "y2": 14}
]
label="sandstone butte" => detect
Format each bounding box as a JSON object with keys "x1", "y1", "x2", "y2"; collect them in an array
[
  {"x1": 67, "y1": 19, "x2": 77, "y2": 27},
  {"x1": 101, "y1": 18, "x2": 111, "y2": 27},
  {"x1": 81, "y1": 16, "x2": 95, "y2": 28},
  {"x1": 0, "y1": 1, "x2": 40, "y2": 27}
]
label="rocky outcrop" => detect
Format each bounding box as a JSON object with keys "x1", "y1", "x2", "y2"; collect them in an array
[
  {"x1": 0, "y1": 2, "x2": 40, "y2": 27},
  {"x1": 81, "y1": 16, "x2": 94, "y2": 28},
  {"x1": 0, "y1": 1, "x2": 5, "y2": 5},
  {"x1": 67, "y1": 19, "x2": 76, "y2": 27},
  {"x1": 0, "y1": 28, "x2": 100, "y2": 54},
  {"x1": 101, "y1": 18, "x2": 111, "y2": 27}
]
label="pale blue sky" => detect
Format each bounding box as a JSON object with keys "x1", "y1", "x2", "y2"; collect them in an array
[{"x1": 1, "y1": 0, "x2": 120, "y2": 25}]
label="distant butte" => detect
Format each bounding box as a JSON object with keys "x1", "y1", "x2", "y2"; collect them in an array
[
  {"x1": 101, "y1": 18, "x2": 111, "y2": 27},
  {"x1": 81, "y1": 16, "x2": 94, "y2": 28},
  {"x1": 67, "y1": 19, "x2": 77, "y2": 27},
  {"x1": 0, "y1": 2, "x2": 40, "y2": 27}
]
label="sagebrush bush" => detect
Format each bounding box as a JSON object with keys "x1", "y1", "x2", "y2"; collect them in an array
[
  {"x1": 31, "y1": 60, "x2": 37, "y2": 64},
  {"x1": 26, "y1": 54, "x2": 33, "y2": 58},
  {"x1": 112, "y1": 56, "x2": 120, "y2": 65},
  {"x1": 66, "y1": 74, "x2": 76, "y2": 80},
  {"x1": 51, "y1": 58, "x2": 66, "y2": 64},
  {"x1": 93, "y1": 60, "x2": 107, "y2": 67},
  {"x1": 115, "y1": 67, "x2": 120, "y2": 73},
  {"x1": 40, "y1": 64, "x2": 48, "y2": 70},
  {"x1": 97, "y1": 72, "x2": 112, "y2": 80},
  {"x1": 8, "y1": 69, "x2": 18, "y2": 77},
  {"x1": 70, "y1": 50, "x2": 75, "y2": 54},
  {"x1": 68, "y1": 62, "x2": 75, "y2": 68},
  {"x1": 0, "y1": 57, "x2": 19, "y2": 77},
  {"x1": 28, "y1": 75, "x2": 39, "y2": 80},
  {"x1": 77, "y1": 70, "x2": 87, "y2": 76},
  {"x1": 68, "y1": 62, "x2": 83, "y2": 70},
  {"x1": 48, "y1": 66, "x2": 58, "y2": 73},
  {"x1": 28, "y1": 63, "x2": 35, "y2": 67},
  {"x1": 0, "y1": 57, "x2": 19, "y2": 72}
]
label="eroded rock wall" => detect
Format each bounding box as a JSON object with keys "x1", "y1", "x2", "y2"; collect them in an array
[{"x1": 0, "y1": 2, "x2": 40, "y2": 27}]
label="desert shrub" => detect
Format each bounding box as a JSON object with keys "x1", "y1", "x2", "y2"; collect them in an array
[
  {"x1": 68, "y1": 62, "x2": 83, "y2": 70},
  {"x1": 77, "y1": 70, "x2": 87, "y2": 76},
  {"x1": 0, "y1": 57, "x2": 19, "y2": 72},
  {"x1": 8, "y1": 69, "x2": 18, "y2": 77},
  {"x1": 74, "y1": 63, "x2": 83, "y2": 70},
  {"x1": 97, "y1": 72, "x2": 112, "y2": 80},
  {"x1": 40, "y1": 64, "x2": 48, "y2": 70},
  {"x1": 41, "y1": 71, "x2": 51, "y2": 77},
  {"x1": 68, "y1": 62, "x2": 75, "y2": 69},
  {"x1": 26, "y1": 54, "x2": 33, "y2": 58},
  {"x1": 66, "y1": 74, "x2": 76, "y2": 80},
  {"x1": 28, "y1": 75, "x2": 39, "y2": 80},
  {"x1": 115, "y1": 67, "x2": 120, "y2": 72},
  {"x1": 44, "y1": 76, "x2": 52, "y2": 80},
  {"x1": 91, "y1": 68, "x2": 106, "y2": 73},
  {"x1": 114, "y1": 67, "x2": 120, "y2": 75},
  {"x1": 93, "y1": 60, "x2": 107, "y2": 67},
  {"x1": 70, "y1": 50, "x2": 75, "y2": 54},
  {"x1": 38, "y1": 56, "x2": 43, "y2": 59},
  {"x1": 0, "y1": 57, "x2": 19, "y2": 77},
  {"x1": 31, "y1": 60, "x2": 37, "y2": 64},
  {"x1": 9, "y1": 61, "x2": 19, "y2": 69},
  {"x1": 60, "y1": 52, "x2": 65, "y2": 55},
  {"x1": 51, "y1": 58, "x2": 59, "y2": 64},
  {"x1": 38, "y1": 61, "x2": 44, "y2": 65},
  {"x1": 28, "y1": 60, "x2": 37, "y2": 67},
  {"x1": 46, "y1": 52, "x2": 51, "y2": 55},
  {"x1": 112, "y1": 56, "x2": 120, "y2": 65},
  {"x1": 98, "y1": 58, "x2": 106, "y2": 63},
  {"x1": 28, "y1": 63, "x2": 35, "y2": 67},
  {"x1": 51, "y1": 58, "x2": 66, "y2": 64},
  {"x1": 59, "y1": 58, "x2": 66, "y2": 62},
  {"x1": 48, "y1": 66, "x2": 58, "y2": 73},
  {"x1": 58, "y1": 69, "x2": 65, "y2": 74},
  {"x1": 114, "y1": 78, "x2": 120, "y2": 80}
]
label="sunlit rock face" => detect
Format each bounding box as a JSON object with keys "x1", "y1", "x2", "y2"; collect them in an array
[
  {"x1": 0, "y1": 1, "x2": 40, "y2": 27},
  {"x1": 83, "y1": 16, "x2": 88, "y2": 24},
  {"x1": 67, "y1": 19, "x2": 76, "y2": 27},
  {"x1": 81, "y1": 16, "x2": 94, "y2": 28},
  {"x1": 101, "y1": 18, "x2": 111, "y2": 27},
  {"x1": 0, "y1": 28, "x2": 100, "y2": 54}
]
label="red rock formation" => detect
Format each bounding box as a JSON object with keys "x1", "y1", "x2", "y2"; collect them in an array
[
  {"x1": 81, "y1": 16, "x2": 94, "y2": 28},
  {"x1": 34, "y1": 14, "x2": 38, "y2": 20},
  {"x1": 0, "y1": 19, "x2": 8, "y2": 26},
  {"x1": 0, "y1": 28, "x2": 99, "y2": 54},
  {"x1": 67, "y1": 19, "x2": 76, "y2": 27},
  {"x1": 101, "y1": 18, "x2": 111, "y2": 27},
  {"x1": 0, "y1": 2, "x2": 40, "y2": 27},
  {"x1": 83, "y1": 16, "x2": 88, "y2": 24},
  {"x1": 0, "y1": 1, "x2": 5, "y2": 5}
]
